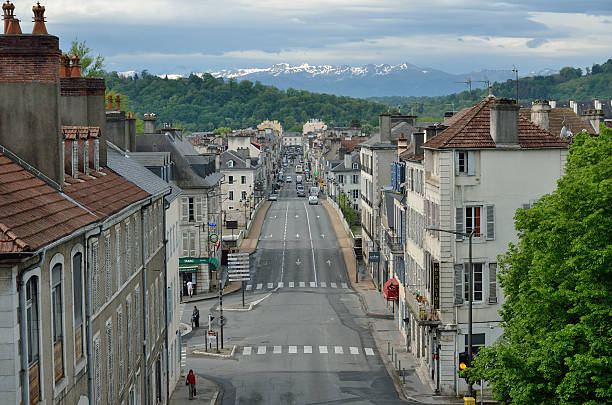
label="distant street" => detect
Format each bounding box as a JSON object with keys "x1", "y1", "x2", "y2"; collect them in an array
[{"x1": 181, "y1": 166, "x2": 406, "y2": 405}]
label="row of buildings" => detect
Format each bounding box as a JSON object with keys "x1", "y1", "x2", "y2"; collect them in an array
[{"x1": 0, "y1": 4, "x2": 282, "y2": 404}]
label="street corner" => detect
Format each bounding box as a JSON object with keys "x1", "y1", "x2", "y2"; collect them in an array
[{"x1": 192, "y1": 344, "x2": 237, "y2": 359}]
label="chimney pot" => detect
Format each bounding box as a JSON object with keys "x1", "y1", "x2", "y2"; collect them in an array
[
  {"x1": 107, "y1": 94, "x2": 114, "y2": 110},
  {"x1": 70, "y1": 55, "x2": 82, "y2": 77},
  {"x1": 31, "y1": 1, "x2": 47, "y2": 34},
  {"x1": 59, "y1": 54, "x2": 71, "y2": 77},
  {"x1": 2, "y1": 1, "x2": 15, "y2": 34},
  {"x1": 115, "y1": 94, "x2": 121, "y2": 111},
  {"x1": 531, "y1": 99, "x2": 551, "y2": 130}
]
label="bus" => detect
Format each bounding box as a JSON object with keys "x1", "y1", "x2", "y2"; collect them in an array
[{"x1": 296, "y1": 164, "x2": 303, "y2": 173}]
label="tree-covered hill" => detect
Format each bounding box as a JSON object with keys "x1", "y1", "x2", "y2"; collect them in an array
[
  {"x1": 104, "y1": 72, "x2": 386, "y2": 132},
  {"x1": 370, "y1": 59, "x2": 612, "y2": 121}
]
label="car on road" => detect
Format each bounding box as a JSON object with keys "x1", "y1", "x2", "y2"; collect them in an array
[
  {"x1": 286, "y1": 176, "x2": 292, "y2": 182},
  {"x1": 308, "y1": 195, "x2": 318, "y2": 205},
  {"x1": 297, "y1": 189, "x2": 306, "y2": 197},
  {"x1": 267, "y1": 193, "x2": 278, "y2": 201}
]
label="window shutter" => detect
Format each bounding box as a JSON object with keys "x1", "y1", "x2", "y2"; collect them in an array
[
  {"x1": 117, "y1": 309, "x2": 124, "y2": 389},
  {"x1": 125, "y1": 221, "x2": 131, "y2": 279},
  {"x1": 454, "y1": 151, "x2": 460, "y2": 175},
  {"x1": 182, "y1": 232, "x2": 188, "y2": 257},
  {"x1": 106, "y1": 320, "x2": 114, "y2": 402},
  {"x1": 488, "y1": 263, "x2": 498, "y2": 303},
  {"x1": 455, "y1": 207, "x2": 464, "y2": 240},
  {"x1": 105, "y1": 234, "x2": 112, "y2": 301},
  {"x1": 116, "y1": 228, "x2": 122, "y2": 287},
  {"x1": 486, "y1": 205, "x2": 495, "y2": 240},
  {"x1": 94, "y1": 336, "x2": 102, "y2": 405},
  {"x1": 181, "y1": 197, "x2": 188, "y2": 222},
  {"x1": 468, "y1": 151, "x2": 476, "y2": 176},
  {"x1": 126, "y1": 298, "x2": 132, "y2": 373},
  {"x1": 195, "y1": 196, "x2": 203, "y2": 222},
  {"x1": 454, "y1": 264, "x2": 464, "y2": 305}
]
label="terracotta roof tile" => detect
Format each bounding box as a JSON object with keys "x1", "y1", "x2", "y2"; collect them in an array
[
  {"x1": 341, "y1": 138, "x2": 368, "y2": 153},
  {"x1": 62, "y1": 126, "x2": 100, "y2": 140},
  {"x1": 519, "y1": 107, "x2": 594, "y2": 137},
  {"x1": 0, "y1": 153, "x2": 97, "y2": 252},
  {"x1": 424, "y1": 97, "x2": 569, "y2": 150}
]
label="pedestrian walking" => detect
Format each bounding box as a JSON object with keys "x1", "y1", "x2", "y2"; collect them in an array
[
  {"x1": 186, "y1": 369, "x2": 196, "y2": 399},
  {"x1": 192, "y1": 306, "x2": 200, "y2": 328},
  {"x1": 187, "y1": 280, "x2": 194, "y2": 298}
]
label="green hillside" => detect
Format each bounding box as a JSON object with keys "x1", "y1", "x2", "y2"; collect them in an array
[{"x1": 104, "y1": 72, "x2": 386, "y2": 132}]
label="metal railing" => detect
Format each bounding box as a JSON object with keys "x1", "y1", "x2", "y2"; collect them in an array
[{"x1": 384, "y1": 229, "x2": 403, "y2": 252}]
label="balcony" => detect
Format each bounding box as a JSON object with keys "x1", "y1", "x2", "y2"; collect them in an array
[
  {"x1": 384, "y1": 229, "x2": 403, "y2": 253},
  {"x1": 406, "y1": 290, "x2": 441, "y2": 326}
]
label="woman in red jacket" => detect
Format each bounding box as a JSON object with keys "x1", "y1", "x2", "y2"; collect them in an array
[{"x1": 186, "y1": 369, "x2": 196, "y2": 399}]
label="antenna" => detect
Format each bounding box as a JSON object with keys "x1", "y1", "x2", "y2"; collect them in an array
[
  {"x1": 456, "y1": 78, "x2": 473, "y2": 104},
  {"x1": 512, "y1": 65, "x2": 519, "y2": 103}
]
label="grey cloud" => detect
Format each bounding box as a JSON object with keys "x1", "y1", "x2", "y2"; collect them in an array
[{"x1": 526, "y1": 38, "x2": 549, "y2": 48}]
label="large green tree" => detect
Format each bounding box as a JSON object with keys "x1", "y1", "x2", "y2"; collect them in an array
[
  {"x1": 465, "y1": 127, "x2": 612, "y2": 404},
  {"x1": 69, "y1": 39, "x2": 105, "y2": 77}
]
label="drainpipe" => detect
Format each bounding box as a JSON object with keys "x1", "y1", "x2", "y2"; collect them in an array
[
  {"x1": 16, "y1": 251, "x2": 41, "y2": 405},
  {"x1": 85, "y1": 226, "x2": 102, "y2": 405}
]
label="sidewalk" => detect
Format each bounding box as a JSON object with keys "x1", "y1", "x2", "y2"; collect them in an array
[
  {"x1": 169, "y1": 374, "x2": 221, "y2": 405},
  {"x1": 181, "y1": 281, "x2": 242, "y2": 304},
  {"x1": 239, "y1": 200, "x2": 271, "y2": 254}
]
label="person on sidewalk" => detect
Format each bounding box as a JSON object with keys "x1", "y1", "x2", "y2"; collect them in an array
[
  {"x1": 192, "y1": 306, "x2": 200, "y2": 328},
  {"x1": 187, "y1": 280, "x2": 194, "y2": 298},
  {"x1": 186, "y1": 369, "x2": 196, "y2": 399}
]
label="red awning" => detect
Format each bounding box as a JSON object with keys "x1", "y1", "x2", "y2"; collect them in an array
[{"x1": 383, "y1": 278, "x2": 399, "y2": 301}]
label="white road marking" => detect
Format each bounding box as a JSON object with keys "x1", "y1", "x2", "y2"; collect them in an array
[
  {"x1": 295, "y1": 215, "x2": 299, "y2": 218},
  {"x1": 273, "y1": 346, "x2": 282, "y2": 354},
  {"x1": 341, "y1": 283, "x2": 348, "y2": 289},
  {"x1": 181, "y1": 348, "x2": 187, "y2": 366},
  {"x1": 320, "y1": 282, "x2": 327, "y2": 288},
  {"x1": 365, "y1": 348, "x2": 375, "y2": 356},
  {"x1": 256, "y1": 283, "x2": 263, "y2": 290},
  {"x1": 304, "y1": 346, "x2": 312, "y2": 354},
  {"x1": 243, "y1": 347, "x2": 252, "y2": 355},
  {"x1": 331, "y1": 282, "x2": 337, "y2": 288},
  {"x1": 319, "y1": 346, "x2": 328, "y2": 354},
  {"x1": 321, "y1": 234, "x2": 325, "y2": 238},
  {"x1": 350, "y1": 347, "x2": 359, "y2": 355},
  {"x1": 289, "y1": 282, "x2": 295, "y2": 288},
  {"x1": 267, "y1": 283, "x2": 273, "y2": 289},
  {"x1": 334, "y1": 346, "x2": 344, "y2": 354},
  {"x1": 278, "y1": 282, "x2": 284, "y2": 288},
  {"x1": 268, "y1": 234, "x2": 273, "y2": 238},
  {"x1": 296, "y1": 233, "x2": 300, "y2": 238},
  {"x1": 246, "y1": 284, "x2": 252, "y2": 291},
  {"x1": 299, "y1": 282, "x2": 306, "y2": 288},
  {"x1": 326, "y1": 260, "x2": 331, "y2": 266},
  {"x1": 303, "y1": 203, "x2": 318, "y2": 283},
  {"x1": 257, "y1": 346, "x2": 266, "y2": 355},
  {"x1": 281, "y1": 204, "x2": 288, "y2": 282},
  {"x1": 296, "y1": 259, "x2": 301, "y2": 266},
  {"x1": 316, "y1": 215, "x2": 320, "y2": 218},
  {"x1": 289, "y1": 346, "x2": 297, "y2": 354},
  {"x1": 309, "y1": 281, "x2": 316, "y2": 288}
]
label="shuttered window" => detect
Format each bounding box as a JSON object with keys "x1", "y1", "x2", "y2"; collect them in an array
[
  {"x1": 105, "y1": 233, "x2": 112, "y2": 302},
  {"x1": 489, "y1": 263, "x2": 498, "y2": 303},
  {"x1": 94, "y1": 335, "x2": 102, "y2": 405},
  {"x1": 181, "y1": 197, "x2": 189, "y2": 222},
  {"x1": 116, "y1": 227, "x2": 122, "y2": 287},
  {"x1": 117, "y1": 308, "x2": 124, "y2": 391},
  {"x1": 106, "y1": 319, "x2": 114, "y2": 402},
  {"x1": 486, "y1": 205, "x2": 495, "y2": 240},
  {"x1": 134, "y1": 286, "x2": 141, "y2": 362},
  {"x1": 126, "y1": 297, "x2": 132, "y2": 374},
  {"x1": 125, "y1": 220, "x2": 131, "y2": 279},
  {"x1": 455, "y1": 208, "x2": 464, "y2": 240},
  {"x1": 133, "y1": 216, "x2": 140, "y2": 272},
  {"x1": 91, "y1": 241, "x2": 100, "y2": 311},
  {"x1": 454, "y1": 264, "x2": 463, "y2": 305}
]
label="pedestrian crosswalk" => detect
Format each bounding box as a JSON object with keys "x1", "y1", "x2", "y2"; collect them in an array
[
  {"x1": 245, "y1": 281, "x2": 349, "y2": 291},
  {"x1": 240, "y1": 345, "x2": 376, "y2": 357},
  {"x1": 181, "y1": 347, "x2": 187, "y2": 367}
]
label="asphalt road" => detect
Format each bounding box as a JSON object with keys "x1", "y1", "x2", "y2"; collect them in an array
[{"x1": 182, "y1": 167, "x2": 405, "y2": 405}]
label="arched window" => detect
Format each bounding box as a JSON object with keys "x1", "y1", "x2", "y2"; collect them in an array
[
  {"x1": 26, "y1": 276, "x2": 40, "y2": 403},
  {"x1": 51, "y1": 263, "x2": 64, "y2": 382},
  {"x1": 72, "y1": 252, "x2": 84, "y2": 362}
]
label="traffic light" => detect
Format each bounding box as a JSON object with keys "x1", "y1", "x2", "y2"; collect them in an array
[{"x1": 459, "y1": 351, "x2": 469, "y2": 370}]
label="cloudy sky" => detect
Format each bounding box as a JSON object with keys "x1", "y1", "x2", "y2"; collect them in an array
[{"x1": 12, "y1": 0, "x2": 612, "y2": 75}]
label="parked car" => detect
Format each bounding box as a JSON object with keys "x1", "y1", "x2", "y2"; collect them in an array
[
  {"x1": 268, "y1": 193, "x2": 278, "y2": 201},
  {"x1": 286, "y1": 176, "x2": 292, "y2": 182},
  {"x1": 308, "y1": 195, "x2": 318, "y2": 205}
]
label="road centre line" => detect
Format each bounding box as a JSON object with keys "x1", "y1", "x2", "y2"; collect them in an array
[
  {"x1": 303, "y1": 202, "x2": 318, "y2": 283},
  {"x1": 281, "y1": 204, "x2": 288, "y2": 282}
]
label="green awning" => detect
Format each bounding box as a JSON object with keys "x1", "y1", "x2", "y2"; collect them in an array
[
  {"x1": 179, "y1": 266, "x2": 198, "y2": 273},
  {"x1": 209, "y1": 257, "x2": 219, "y2": 271}
]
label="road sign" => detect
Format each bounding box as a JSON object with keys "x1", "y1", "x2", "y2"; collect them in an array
[
  {"x1": 208, "y1": 222, "x2": 217, "y2": 227},
  {"x1": 228, "y1": 277, "x2": 250, "y2": 281},
  {"x1": 228, "y1": 264, "x2": 250, "y2": 269},
  {"x1": 228, "y1": 252, "x2": 249, "y2": 258},
  {"x1": 368, "y1": 251, "x2": 380, "y2": 263},
  {"x1": 209, "y1": 233, "x2": 219, "y2": 243}
]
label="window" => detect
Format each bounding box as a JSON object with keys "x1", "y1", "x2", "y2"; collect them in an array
[
  {"x1": 105, "y1": 233, "x2": 112, "y2": 301},
  {"x1": 241, "y1": 191, "x2": 247, "y2": 201},
  {"x1": 457, "y1": 205, "x2": 495, "y2": 240},
  {"x1": 133, "y1": 217, "x2": 140, "y2": 272},
  {"x1": 465, "y1": 333, "x2": 486, "y2": 355},
  {"x1": 241, "y1": 175, "x2": 246, "y2": 184},
  {"x1": 352, "y1": 163, "x2": 359, "y2": 169},
  {"x1": 228, "y1": 175, "x2": 234, "y2": 184},
  {"x1": 461, "y1": 263, "x2": 483, "y2": 302},
  {"x1": 457, "y1": 151, "x2": 466, "y2": 174},
  {"x1": 182, "y1": 231, "x2": 197, "y2": 257},
  {"x1": 338, "y1": 175, "x2": 344, "y2": 184},
  {"x1": 116, "y1": 227, "x2": 122, "y2": 287},
  {"x1": 106, "y1": 319, "x2": 114, "y2": 402},
  {"x1": 352, "y1": 174, "x2": 358, "y2": 184},
  {"x1": 125, "y1": 220, "x2": 131, "y2": 280},
  {"x1": 227, "y1": 160, "x2": 234, "y2": 168},
  {"x1": 73, "y1": 252, "x2": 84, "y2": 362},
  {"x1": 228, "y1": 191, "x2": 234, "y2": 201},
  {"x1": 465, "y1": 206, "x2": 481, "y2": 237},
  {"x1": 51, "y1": 263, "x2": 64, "y2": 382},
  {"x1": 26, "y1": 276, "x2": 40, "y2": 403},
  {"x1": 455, "y1": 151, "x2": 476, "y2": 176},
  {"x1": 126, "y1": 297, "x2": 132, "y2": 374},
  {"x1": 91, "y1": 240, "x2": 101, "y2": 311},
  {"x1": 94, "y1": 334, "x2": 102, "y2": 405},
  {"x1": 117, "y1": 308, "x2": 124, "y2": 391}
]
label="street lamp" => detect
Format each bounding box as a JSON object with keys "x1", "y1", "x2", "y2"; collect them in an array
[{"x1": 426, "y1": 226, "x2": 475, "y2": 398}]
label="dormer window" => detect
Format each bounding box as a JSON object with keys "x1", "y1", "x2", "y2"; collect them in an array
[
  {"x1": 227, "y1": 160, "x2": 234, "y2": 168},
  {"x1": 352, "y1": 163, "x2": 359, "y2": 169}
]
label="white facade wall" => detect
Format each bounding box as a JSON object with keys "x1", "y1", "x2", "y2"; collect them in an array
[
  {"x1": 0, "y1": 267, "x2": 19, "y2": 404},
  {"x1": 221, "y1": 168, "x2": 255, "y2": 229}
]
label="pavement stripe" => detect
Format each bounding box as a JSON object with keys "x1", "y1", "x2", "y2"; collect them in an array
[
  {"x1": 349, "y1": 347, "x2": 359, "y2": 355},
  {"x1": 243, "y1": 347, "x2": 252, "y2": 355},
  {"x1": 319, "y1": 346, "x2": 328, "y2": 354},
  {"x1": 309, "y1": 281, "x2": 316, "y2": 288},
  {"x1": 246, "y1": 284, "x2": 252, "y2": 291},
  {"x1": 365, "y1": 348, "x2": 375, "y2": 356},
  {"x1": 289, "y1": 282, "x2": 295, "y2": 288},
  {"x1": 278, "y1": 282, "x2": 284, "y2": 288},
  {"x1": 273, "y1": 346, "x2": 282, "y2": 354},
  {"x1": 256, "y1": 284, "x2": 263, "y2": 290},
  {"x1": 304, "y1": 346, "x2": 312, "y2": 354},
  {"x1": 299, "y1": 282, "x2": 306, "y2": 288},
  {"x1": 267, "y1": 283, "x2": 274, "y2": 289},
  {"x1": 341, "y1": 282, "x2": 348, "y2": 289},
  {"x1": 334, "y1": 346, "x2": 344, "y2": 354},
  {"x1": 330, "y1": 282, "x2": 337, "y2": 288},
  {"x1": 320, "y1": 282, "x2": 327, "y2": 288},
  {"x1": 257, "y1": 346, "x2": 266, "y2": 355},
  {"x1": 288, "y1": 346, "x2": 297, "y2": 354}
]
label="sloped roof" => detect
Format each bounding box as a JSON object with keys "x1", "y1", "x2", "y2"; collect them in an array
[
  {"x1": 0, "y1": 153, "x2": 96, "y2": 252},
  {"x1": 341, "y1": 138, "x2": 368, "y2": 153},
  {"x1": 423, "y1": 97, "x2": 569, "y2": 150},
  {"x1": 107, "y1": 146, "x2": 171, "y2": 198},
  {"x1": 519, "y1": 107, "x2": 595, "y2": 137}
]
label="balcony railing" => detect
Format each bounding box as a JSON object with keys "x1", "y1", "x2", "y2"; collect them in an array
[
  {"x1": 405, "y1": 290, "x2": 441, "y2": 326},
  {"x1": 384, "y1": 229, "x2": 403, "y2": 253}
]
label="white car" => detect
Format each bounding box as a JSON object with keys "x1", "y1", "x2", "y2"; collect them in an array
[
  {"x1": 308, "y1": 195, "x2": 318, "y2": 205},
  {"x1": 286, "y1": 176, "x2": 292, "y2": 182}
]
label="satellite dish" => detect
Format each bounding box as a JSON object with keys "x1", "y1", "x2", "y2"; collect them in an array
[{"x1": 560, "y1": 126, "x2": 567, "y2": 138}]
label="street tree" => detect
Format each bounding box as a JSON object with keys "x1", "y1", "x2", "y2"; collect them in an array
[
  {"x1": 465, "y1": 127, "x2": 612, "y2": 404},
  {"x1": 69, "y1": 39, "x2": 105, "y2": 77}
]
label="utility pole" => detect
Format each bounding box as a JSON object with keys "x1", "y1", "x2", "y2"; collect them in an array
[{"x1": 512, "y1": 65, "x2": 519, "y2": 103}]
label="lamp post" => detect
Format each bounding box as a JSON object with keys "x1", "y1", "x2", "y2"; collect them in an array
[{"x1": 426, "y1": 226, "x2": 475, "y2": 397}]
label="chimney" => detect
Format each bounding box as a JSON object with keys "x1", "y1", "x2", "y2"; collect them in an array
[
  {"x1": 412, "y1": 132, "x2": 424, "y2": 156},
  {"x1": 531, "y1": 99, "x2": 551, "y2": 130},
  {"x1": 215, "y1": 149, "x2": 220, "y2": 171},
  {"x1": 3, "y1": 1, "x2": 21, "y2": 34},
  {"x1": 549, "y1": 100, "x2": 557, "y2": 108},
  {"x1": 59, "y1": 54, "x2": 71, "y2": 77},
  {"x1": 126, "y1": 112, "x2": 136, "y2": 151},
  {"x1": 143, "y1": 113, "x2": 157, "y2": 133},
  {"x1": 490, "y1": 98, "x2": 519, "y2": 147},
  {"x1": 105, "y1": 109, "x2": 127, "y2": 150},
  {"x1": 581, "y1": 109, "x2": 604, "y2": 134},
  {"x1": 70, "y1": 55, "x2": 82, "y2": 77},
  {"x1": 344, "y1": 152, "x2": 351, "y2": 169},
  {"x1": 63, "y1": 138, "x2": 78, "y2": 178},
  {"x1": 77, "y1": 133, "x2": 89, "y2": 176},
  {"x1": 397, "y1": 133, "x2": 408, "y2": 158},
  {"x1": 379, "y1": 113, "x2": 391, "y2": 143},
  {"x1": 107, "y1": 94, "x2": 113, "y2": 110},
  {"x1": 115, "y1": 93, "x2": 121, "y2": 111},
  {"x1": 31, "y1": 2, "x2": 47, "y2": 34}
]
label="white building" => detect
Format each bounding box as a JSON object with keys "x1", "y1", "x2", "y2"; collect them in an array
[
  {"x1": 282, "y1": 132, "x2": 303, "y2": 147},
  {"x1": 329, "y1": 152, "x2": 361, "y2": 211},
  {"x1": 402, "y1": 97, "x2": 569, "y2": 395},
  {"x1": 302, "y1": 119, "x2": 327, "y2": 135}
]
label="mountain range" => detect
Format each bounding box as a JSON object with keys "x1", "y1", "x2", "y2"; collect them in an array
[{"x1": 122, "y1": 63, "x2": 557, "y2": 98}]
